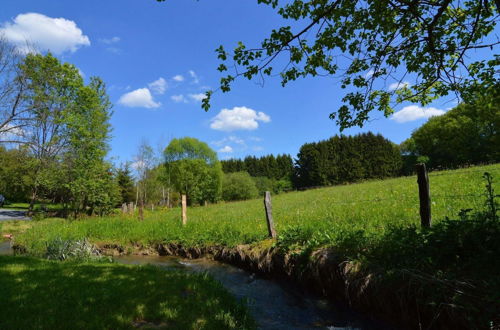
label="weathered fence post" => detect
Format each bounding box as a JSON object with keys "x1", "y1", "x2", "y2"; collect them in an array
[
  {"x1": 416, "y1": 163, "x2": 432, "y2": 228},
  {"x1": 128, "y1": 202, "x2": 134, "y2": 214},
  {"x1": 264, "y1": 191, "x2": 277, "y2": 238},
  {"x1": 121, "y1": 203, "x2": 128, "y2": 214},
  {"x1": 181, "y1": 194, "x2": 187, "y2": 225}
]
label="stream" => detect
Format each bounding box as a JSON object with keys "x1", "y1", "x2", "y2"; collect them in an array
[{"x1": 1, "y1": 241, "x2": 386, "y2": 329}]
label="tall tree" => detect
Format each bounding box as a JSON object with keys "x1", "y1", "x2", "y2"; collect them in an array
[
  {"x1": 62, "y1": 76, "x2": 117, "y2": 216},
  {"x1": 18, "y1": 53, "x2": 84, "y2": 212},
  {"x1": 134, "y1": 140, "x2": 156, "y2": 219},
  {"x1": 117, "y1": 163, "x2": 136, "y2": 204}
]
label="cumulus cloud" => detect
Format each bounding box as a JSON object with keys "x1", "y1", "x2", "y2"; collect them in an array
[
  {"x1": 99, "y1": 36, "x2": 120, "y2": 44},
  {"x1": 218, "y1": 146, "x2": 233, "y2": 153},
  {"x1": 118, "y1": 88, "x2": 160, "y2": 109},
  {"x1": 189, "y1": 70, "x2": 200, "y2": 84},
  {"x1": 391, "y1": 105, "x2": 445, "y2": 123},
  {"x1": 148, "y1": 77, "x2": 167, "y2": 95},
  {"x1": 171, "y1": 94, "x2": 187, "y2": 103},
  {"x1": 172, "y1": 75, "x2": 184, "y2": 82},
  {"x1": 388, "y1": 81, "x2": 411, "y2": 91},
  {"x1": 210, "y1": 106, "x2": 271, "y2": 131},
  {"x1": 212, "y1": 136, "x2": 246, "y2": 147},
  {"x1": 0, "y1": 13, "x2": 90, "y2": 54},
  {"x1": 188, "y1": 93, "x2": 206, "y2": 102}
]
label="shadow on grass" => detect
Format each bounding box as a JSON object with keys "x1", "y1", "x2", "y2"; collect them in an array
[{"x1": 0, "y1": 256, "x2": 255, "y2": 329}]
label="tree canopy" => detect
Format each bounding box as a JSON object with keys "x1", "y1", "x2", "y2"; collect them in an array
[
  {"x1": 157, "y1": 0, "x2": 500, "y2": 129},
  {"x1": 403, "y1": 85, "x2": 500, "y2": 169},
  {"x1": 164, "y1": 137, "x2": 222, "y2": 204}
]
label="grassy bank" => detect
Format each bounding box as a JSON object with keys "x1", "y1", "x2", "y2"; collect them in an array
[{"x1": 0, "y1": 255, "x2": 254, "y2": 329}]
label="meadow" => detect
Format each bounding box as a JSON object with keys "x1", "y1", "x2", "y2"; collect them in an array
[{"x1": 11, "y1": 163, "x2": 500, "y2": 254}]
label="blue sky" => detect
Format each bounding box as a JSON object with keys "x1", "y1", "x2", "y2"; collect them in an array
[{"x1": 0, "y1": 0, "x2": 491, "y2": 164}]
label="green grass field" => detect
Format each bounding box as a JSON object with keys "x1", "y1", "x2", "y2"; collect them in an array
[
  {"x1": 0, "y1": 255, "x2": 254, "y2": 329},
  {"x1": 14, "y1": 164, "x2": 500, "y2": 254}
]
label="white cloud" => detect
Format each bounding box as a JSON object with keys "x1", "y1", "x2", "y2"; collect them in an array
[
  {"x1": 148, "y1": 77, "x2": 167, "y2": 95},
  {"x1": 188, "y1": 93, "x2": 206, "y2": 102},
  {"x1": 252, "y1": 146, "x2": 264, "y2": 151},
  {"x1": 364, "y1": 70, "x2": 374, "y2": 78},
  {"x1": 210, "y1": 106, "x2": 271, "y2": 132},
  {"x1": 172, "y1": 75, "x2": 184, "y2": 82},
  {"x1": 391, "y1": 105, "x2": 445, "y2": 123},
  {"x1": 171, "y1": 94, "x2": 187, "y2": 103},
  {"x1": 388, "y1": 81, "x2": 411, "y2": 91},
  {"x1": 0, "y1": 13, "x2": 90, "y2": 54},
  {"x1": 218, "y1": 146, "x2": 233, "y2": 153},
  {"x1": 0, "y1": 124, "x2": 25, "y2": 141},
  {"x1": 118, "y1": 88, "x2": 160, "y2": 109},
  {"x1": 99, "y1": 36, "x2": 120, "y2": 44},
  {"x1": 212, "y1": 136, "x2": 246, "y2": 147},
  {"x1": 189, "y1": 70, "x2": 200, "y2": 84}
]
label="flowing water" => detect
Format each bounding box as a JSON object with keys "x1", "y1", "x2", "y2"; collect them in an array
[
  {"x1": 115, "y1": 254, "x2": 387, "y2": 330},
  {"x1": 0, "y1": 241, "x2": 387, "y2": 329}
]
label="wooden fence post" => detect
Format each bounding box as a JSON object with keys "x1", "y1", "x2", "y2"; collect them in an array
[
  {"x1": 264, "y1": 191, "x2": 277, "y2": 238},
  {"x1": 128, "y1": 202, "x2": 134, "y2": 214},
  {"x1": 181, "y1": 194, "x2": 187, "y2": 225},
  {"x1": 416, "y1": 163, "x2": 432, "y2": 228}
]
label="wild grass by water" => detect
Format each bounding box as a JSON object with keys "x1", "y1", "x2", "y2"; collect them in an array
[{"x1": 0, "y1": 255, "x2": 255, "y2": 329}]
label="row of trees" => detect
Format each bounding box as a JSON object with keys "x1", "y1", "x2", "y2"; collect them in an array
[
  {"x1": 0, "y1": 38, "x2": 117, "y2": 215},
  {"x1": 221, "y1": 154, "x2": 294, "y2": 180}
]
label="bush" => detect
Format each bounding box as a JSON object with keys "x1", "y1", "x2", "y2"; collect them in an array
[
  {"x1": 222, "y1": 172, "x2": 259, "y2": 201},
  {"x1": 45, "y1": 237, "x2": 105, "y2": 261}
]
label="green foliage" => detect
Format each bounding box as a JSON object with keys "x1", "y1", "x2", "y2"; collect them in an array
[
  {"x1": 406, "y1": 87, "x2": 500, "y2": 169},
  {"x1": 294, "y1": 132, "x2": 402, "y2": 188},
  {"x1": 222, "y1": 154, "x2": 294, "y2": 181},
  {"x1": 222, "y1": 172, "x2": 259, "y2": 201},
  {"x1": 164, "y1": 137, "x2": 222, "y2": 204},
  {"x1": 196, "y1": 0, "x2": 500, "y2": 129},
  {"x1": 0, "y1": 256, "x2": 255, "y2": 329},
  {"x1": 45, "y1": 237, "x2": 104, "y2": 261},
  {"x1": 11, "y1": 54, "x2": 117, "y2": 215},
  {"x1": 117, "y1": 163, "x2": 136, "y2": 204},
  {"x1": 0, "y1": 146, "x2": 33, "y2": 201}
]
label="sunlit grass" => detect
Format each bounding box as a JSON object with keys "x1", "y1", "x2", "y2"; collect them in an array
[{"x1": 16, "y1": 164, "x2": 499, "y2": 254}]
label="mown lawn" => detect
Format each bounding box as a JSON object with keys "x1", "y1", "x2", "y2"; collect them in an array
[
  {"x1": 14, "y1": 164, "x2": 500, "y2": 253},
  {"x1": 0, "y1": 255, "x2": 255, "y2": 329}
]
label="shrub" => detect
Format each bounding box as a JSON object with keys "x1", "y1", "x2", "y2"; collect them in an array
[{"x1": 222, "y1": 172, "x2": 259, "y2": 201}]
